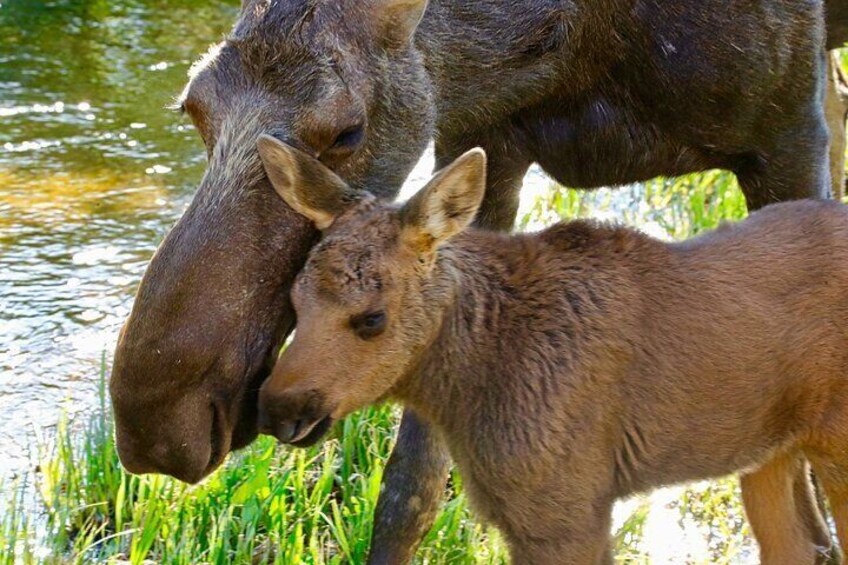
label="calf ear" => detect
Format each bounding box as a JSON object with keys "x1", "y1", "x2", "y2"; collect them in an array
[
  {"x1": 373, "y1": 0, "x2": 428, "y2": 48},
  {"x1": 400, "y1": 148, "x2": 487, "y2": 253},
  {"x1": 257, "y1": 135, "x2": 363, "y2": 230}
]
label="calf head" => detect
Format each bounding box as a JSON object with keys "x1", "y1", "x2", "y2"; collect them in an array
[
  {"x1": 111, "y1": 0, "x2": 435, "y2": 483},
  {"x1": 255, "y1": 136, "x2": 486, "y2": 447}
]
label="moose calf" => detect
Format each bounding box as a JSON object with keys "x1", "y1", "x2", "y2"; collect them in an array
[{"x1": 256, "y1": 135, "x2": 848, "y2": 564}]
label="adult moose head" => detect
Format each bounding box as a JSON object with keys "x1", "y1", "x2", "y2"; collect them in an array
[
  {"x1": 110, "y1": 0, "x2": 434, "y2": 484},
  {"x1": 111, "y1": 0, "x2": 847, "y2": 561}
]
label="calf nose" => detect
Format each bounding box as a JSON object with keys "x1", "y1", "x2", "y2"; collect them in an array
[
  {"x1": 264, "y1": 418, "x2": 299, "y2": 443},
  {"x1": 257, "y1": 394, "x2": 297, "y2": 442}
]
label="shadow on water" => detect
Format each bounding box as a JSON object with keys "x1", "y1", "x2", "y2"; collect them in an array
[{"x1": 0, "y1": 0, "x2": 239, "y2": 475}]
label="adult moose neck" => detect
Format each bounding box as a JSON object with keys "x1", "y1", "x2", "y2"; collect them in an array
[{"x1": 415, "y1": 0, "x2": 620, "y2": 132}]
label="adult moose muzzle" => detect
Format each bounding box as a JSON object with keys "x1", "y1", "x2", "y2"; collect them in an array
[
  {"x1": 110, "y1": 1, "x2": 432, "y2": 484},
  {"x1": 110, "y1": 101, "x2": 316, "y2": 483}
]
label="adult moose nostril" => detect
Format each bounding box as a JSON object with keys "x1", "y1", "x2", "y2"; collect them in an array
[
  {"x1": 207, "y1": 402, "x2": 225, "y2": 471},
  {"x1": 257, "y1": 402, "x2": 273, "y2": 435}
]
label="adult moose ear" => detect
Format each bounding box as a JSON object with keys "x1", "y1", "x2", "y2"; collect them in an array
[
  {"x1": 372, "y1": 0, "x2": 429, "y2": 48},
  {"x1": 400, "y1": 148, "x2": 487, "y2": 254},
  {"x1": 257, "y1": 135, "x2": 364, "y2": 230}
]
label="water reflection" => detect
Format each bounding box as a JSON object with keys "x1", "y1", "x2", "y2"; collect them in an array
[{"x1": 0, "y1": 0, "x2": 239, "y2": 475}]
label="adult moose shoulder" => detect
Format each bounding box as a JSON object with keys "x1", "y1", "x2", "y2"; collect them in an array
[{"x1": 110, "y1": 0, "x2": 848, "y2": 562}]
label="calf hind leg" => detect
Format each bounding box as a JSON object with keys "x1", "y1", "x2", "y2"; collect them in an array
[
  {"x1": 741, "y1": 453, "x2": 827, "y2": 564},
  {"x1": 794, "y1": 459, "x2": 842, "y2": 564},
  {"x1": 811, "y1": 462, "x2": 848, "y2": 562}
]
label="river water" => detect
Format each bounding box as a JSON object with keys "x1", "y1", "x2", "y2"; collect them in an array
[{"x1": 0, "y1": 0, "x2": 241, "y2": 476}]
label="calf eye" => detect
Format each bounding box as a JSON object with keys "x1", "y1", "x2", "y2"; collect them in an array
[{"x1": 350, "y1": 311, "x2": 386, "y2": 340}]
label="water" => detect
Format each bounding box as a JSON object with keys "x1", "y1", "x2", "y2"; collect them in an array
[{"x1": 0, "y1": 0, "x2": 240, "y2": 476}]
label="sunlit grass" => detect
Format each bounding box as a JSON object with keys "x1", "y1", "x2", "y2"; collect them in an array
[{"x1": 1, "y1": 365, "x2": 502, "y2": 565}]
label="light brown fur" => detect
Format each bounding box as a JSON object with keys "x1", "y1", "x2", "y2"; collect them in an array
[{"x1": 258, "y1": 140, "x2": 848, "y2": 564}]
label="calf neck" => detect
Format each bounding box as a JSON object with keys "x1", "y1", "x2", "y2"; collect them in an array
[{"x1": 258, "y1": 141, "x2": 848, "y2": 564}]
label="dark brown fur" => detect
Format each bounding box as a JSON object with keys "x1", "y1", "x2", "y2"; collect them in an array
[
  {"x1": 261, "y1": 145, "x2": 848, "y2": 564},
  {"x1": 111, "y1": 1, "x2": 848, "y2": 560}
]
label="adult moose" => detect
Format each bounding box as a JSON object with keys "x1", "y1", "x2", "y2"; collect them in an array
[{"x1": 110, "y1": 0, "x2": 848, "y2": 562}]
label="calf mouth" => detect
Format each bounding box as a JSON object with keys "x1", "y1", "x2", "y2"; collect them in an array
[{"x1": 288, "y1": 415, "x2": 334, "y2": 448}]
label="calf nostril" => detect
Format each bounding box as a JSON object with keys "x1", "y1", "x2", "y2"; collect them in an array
[{"x1": 277, "y1": 420, "x2": 298, "y2": 443}]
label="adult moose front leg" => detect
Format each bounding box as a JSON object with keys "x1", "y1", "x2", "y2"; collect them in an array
[
  {"x1": 369, "y1": 411, "x2": 450, "y2": 565},
  {"x1": 368, "y1": 134, "x2": 530, "y2": 564},
  {"x1": 436, "y1": 132, "x2": 533, "y2": 232},
  {"x1": 736, "y1": 57, "x2": 832, "y2": 209}
]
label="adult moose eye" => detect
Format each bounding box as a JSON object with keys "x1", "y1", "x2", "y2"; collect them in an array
[
  {"x1": 331, "y1": 125, "x2": 365, "y2": 150},
  {"x1": 350, "y1": 311, "x2": 386, "y2": 340}
]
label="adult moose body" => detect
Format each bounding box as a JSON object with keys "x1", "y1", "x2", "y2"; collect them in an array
[{"x1": 110, "y1": 0, "x2": 848, "y2": 562}]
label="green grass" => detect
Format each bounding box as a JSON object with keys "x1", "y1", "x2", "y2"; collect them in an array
[
  {"x1": 0, "y1": 170, "x2": 777, "y2": 564},
  {"x1": 1, "y1": 362, "x2": 504, "y2": 565}
]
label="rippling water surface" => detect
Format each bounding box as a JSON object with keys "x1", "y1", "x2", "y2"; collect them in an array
[{"x1": 0, "y1": 0, "x2": 239, "y2": 475}]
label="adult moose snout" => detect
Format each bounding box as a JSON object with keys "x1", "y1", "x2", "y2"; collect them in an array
[
  {"x1": 111, "y1": 377, "x2": 228, "y2": 484},
  {"x1": 109, "y1": 126, "x2": 317, "y2": 482}
]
